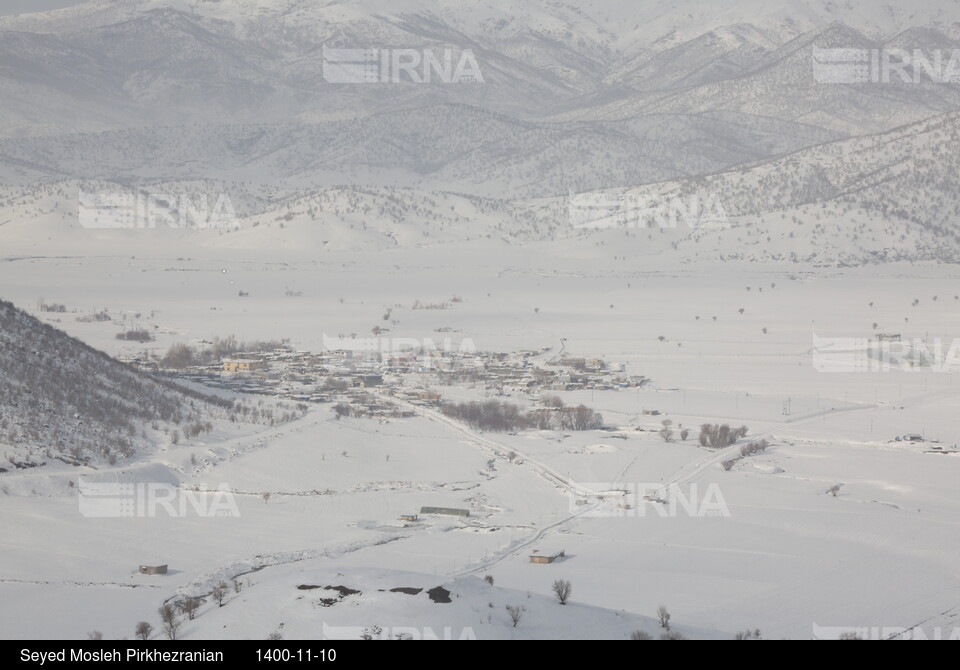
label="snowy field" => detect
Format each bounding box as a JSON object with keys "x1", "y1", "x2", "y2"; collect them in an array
[{"x1": 2, "y1": 248, "x2": 959, "y2": 640}]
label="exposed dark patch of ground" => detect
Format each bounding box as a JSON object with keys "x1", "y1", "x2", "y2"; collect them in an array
[
  {"x1": 390, "y1": 587, "x2": 423, "y2": 595},
  {"x1": 298, "y1": 584, "x2": 362, "y2": 608},
  {"x1": 325, "y1": 585, "x2": 361, "y2": 597},
  {"x1": 10, "y1": 460, "x2": 43, "y2": 470},
  {"x1": 427, "y1": 586, "x2": 451, "y2": 603}
]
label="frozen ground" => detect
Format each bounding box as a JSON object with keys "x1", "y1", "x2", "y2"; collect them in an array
[{"x1": 1, "y1": 247, "x2": 959, "y2": 639}]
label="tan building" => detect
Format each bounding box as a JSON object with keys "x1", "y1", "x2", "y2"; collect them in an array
[
  {"x1": 223, "y1": 358, "x2": 266, "y2": 372},
  {"x1": 529, "y1": 550, "x2": 564, "y2": 564}
]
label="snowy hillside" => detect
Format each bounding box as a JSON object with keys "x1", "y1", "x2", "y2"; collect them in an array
[{"x1": 0, "y1": 299, "x2": 303, "y2": 467}]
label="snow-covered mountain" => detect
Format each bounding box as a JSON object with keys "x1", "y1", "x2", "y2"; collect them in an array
[
  {"x1": 3, "y1": 0, "x2": 960, "y2": 262},
  {"x1": 3, "y1": 107, "x2": 960, "y2": 265},
  {"x1": 2, "y1": 0, "x2": 959, "y2": 136},
  {"x1": 0, "y1": 108, "x2": 841, "y2": 196},
  {"x1": 5, "y1": 0, "x2": 956, "y2": 42}
]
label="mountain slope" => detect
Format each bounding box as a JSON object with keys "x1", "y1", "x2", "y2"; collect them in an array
[
  {"x1": 2, "y1": 1, "x2": 960, "y2": 136},
  {"x1": 0, "y1": 298, "x2": 237, "y2": 465},
  {"x1": 0, "y1": 107, "x2": 840, "y2": 196}
]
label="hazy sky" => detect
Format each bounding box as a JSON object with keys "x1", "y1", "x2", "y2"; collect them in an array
[{"x1": 0, "y1": 0, "x2": 87, "y2": 16}]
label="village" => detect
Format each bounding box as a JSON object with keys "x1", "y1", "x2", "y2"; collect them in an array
[
  {"x1": 120, "y1": 346, "x2": 650, "y2": 417},
  {"x1": 120, "y1": 345, "x2": 649, "y2": 420}
]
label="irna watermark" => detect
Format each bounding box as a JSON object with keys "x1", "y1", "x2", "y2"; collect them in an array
[
  {"x1": 322, "y1": 46, "x2": 483, "y2": 84},
  {"x1": 78, "y1": 479, "x2": 240, "y2": 518},
  {"x1": 812, "y1": 334, "x2": 960, "y2": 373},
  {"x1": 813, "y1": 48, "x2": 960, "y2": 84},
  {"x1": 78, "y1": 189, "x2": 239, "y2": 230},
  {"x1": 321, "y1": 334, "x2": 481, "y2": 371},
  {"x1": 813, "y1": 622, "x2": 960, "y2": 640},
  {"x1": 568, "y1": 191, "x2": 729, "y2": 230},
  {"x1": 570, "y1": 482, "x2": 730, "y2": 518}
]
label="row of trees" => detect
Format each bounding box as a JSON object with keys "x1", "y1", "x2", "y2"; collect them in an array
[
  {"x1": 131, "y1": 578, "x2": 244, "y2": 640},
  {"x1": 722, "y1": 439, "x2": 771, "y2": 470},
  {"x1": 441, "y1": 401, "x2": 602, "y2": 432},
  {"x1": 116, "y1": 329, "x2": 154, "y2": 342}
]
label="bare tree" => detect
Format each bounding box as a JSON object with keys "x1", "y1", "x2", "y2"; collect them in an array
[
  {"x1": 542, "y1": 395, "x2": 564, "y2": 408},
  {"x1": 657, "y1": 605, "x2": 671, "y2": 630},
  {"x1": 827, "y1": 484, "x2": 843, "y2": 497},
  {"x1": 162, "y1": 343, "x2": 194, "y2": 369},
  {"x1": 483, "y1": 575, "x2": 494, "y2": 585},
  {"x1": 552, "y1": 579, "x2": 572, "y2": 605},
  {"x1": 572, "y1": 405, "x2": 602, "y2": 431},
  {"x1": 179, "y1": 597, "x2": 200, "y2": 620},
  {"x1": 133, "y1": 621, "x2": 153, "y2": 640},
  {"x1": 135, "y1": 621, "x2": 153, "y2": 641},
  {"x1": 505, "y1": 604, "x2": 523, "y2": 628},
  {"x1": 87, "y1": 630, "x2": 103, "y2": 640},
  {"x1": 533, "y1": 410, "x2": 552, "y2": 430},
  {"x1": 262, "y1": 492, "x2": 271, "y2": 503},
  {"x1": 659, "y1": 419, "x2": 674, "y2": 443},
  {"x1": 158, "y1": 604, "x2": 181, "y2": 640},
  {"x1": 211, "y1": 582, "x2": 229, "y2": 607},
  {"x1": 740, "y1": 439, "x2": 770, "y2": 458},
  {"x1": 661, "y1": 631, "x2": 686, "y2": 640},
  {"x1": 630, "y1": 630, "x2": 654, "y2": 640}
]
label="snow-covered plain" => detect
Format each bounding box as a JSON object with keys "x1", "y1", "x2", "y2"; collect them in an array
[{"x1": 2, "y1": 245, "x2": 959, "y2": 640}]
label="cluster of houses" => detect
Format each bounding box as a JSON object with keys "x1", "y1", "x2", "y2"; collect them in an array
[
  {"x1": 428, "y1": 351, "x2": 648, "y2": 394},
  {"x1": 122, "y1": 344, "x2": 647, "y2": 410}
]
